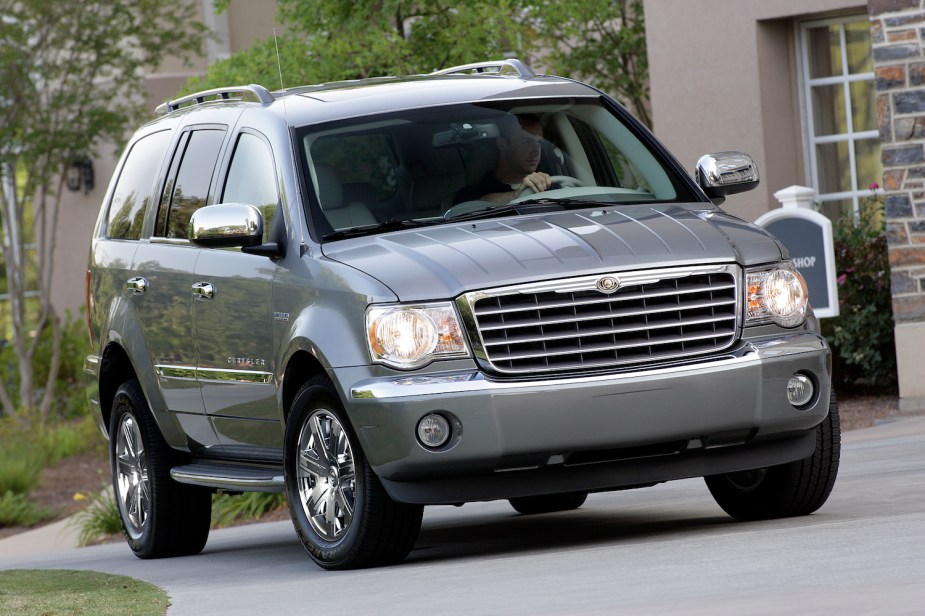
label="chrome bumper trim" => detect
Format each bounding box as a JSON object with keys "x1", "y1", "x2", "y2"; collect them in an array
[{"x1": 350, "y1": 333, "x2": 827, "y2": 400}]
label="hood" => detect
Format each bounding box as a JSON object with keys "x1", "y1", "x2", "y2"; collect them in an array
[{"x1": 321, "y1": 204, "x2": 783, "y2": 301}]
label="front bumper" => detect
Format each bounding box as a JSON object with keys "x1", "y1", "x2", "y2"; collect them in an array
[{"x1": 340, "y1": 332, "x2": 831, "y2": 504}]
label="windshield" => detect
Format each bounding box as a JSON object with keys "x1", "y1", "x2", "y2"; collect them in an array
[{"x1": 296, "y1": 98, "x2": 700, "y2": 240}]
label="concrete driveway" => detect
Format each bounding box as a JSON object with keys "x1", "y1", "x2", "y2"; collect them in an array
[{"x1": 2, "y1": 416, "x2": 924, "y2": 615}]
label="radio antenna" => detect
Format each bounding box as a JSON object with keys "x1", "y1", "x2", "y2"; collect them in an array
[{"x1": 274, "y1": 28, "x2": 284, "y2": 90}]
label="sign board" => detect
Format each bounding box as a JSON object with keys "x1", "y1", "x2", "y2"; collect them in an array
[{"x1": 755, "y1": 207, "x2": 839, "y2": 318}]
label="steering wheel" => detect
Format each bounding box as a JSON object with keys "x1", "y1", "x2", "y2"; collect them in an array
[{"x1": 519, "y1": 175, "x2": 586, "y2": 196}]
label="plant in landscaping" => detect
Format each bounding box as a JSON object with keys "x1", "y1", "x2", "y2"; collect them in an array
[
  {"x1": 0, "y1": 438, "x2": 43, "y2": 496},
  {"x1": 0, "y1": 432, "x2": 51, "y2": 527},
  {"x1": 0, "y1": 491, "x2": 50, "y2": 527},
  {"x1": 211, "y1": 492, "x2": 288, "y2": 528},
  {"x1": 70, "y1": 489, "x2": 122, "y2": 546},
  {"x1": 821, "y1": 188, "x2": 897, "y2": 392}
]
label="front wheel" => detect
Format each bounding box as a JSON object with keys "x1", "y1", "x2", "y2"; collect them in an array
[
  {"x1": 705, "y1": 393, "x2": 841, "y2": 521},
  {"x1": 110, "y1": 379, "x2": 211, "y2": 558},
  {"x1": 285, "y1": 377, "x2": 423, "y2": 569}
]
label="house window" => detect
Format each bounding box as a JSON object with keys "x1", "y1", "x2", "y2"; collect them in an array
[{"x1": 800, "y1": 15, "x2": 881, "y2": 221}]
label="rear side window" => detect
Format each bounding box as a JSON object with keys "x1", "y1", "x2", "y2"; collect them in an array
[
  {"x1": 157, "y1": 128, "x2": 226, "y2": 239},
  {"x1": 106, "y1": 130, "x2": 172, "y2": 240}
]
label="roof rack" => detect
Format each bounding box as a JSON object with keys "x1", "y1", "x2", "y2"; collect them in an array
[
  {"x1": 154, "y1": 84, "x2": 274, "y2": 117},
  {"x1": 431, "y1": 59, "x2": 535, "y2": 79}
]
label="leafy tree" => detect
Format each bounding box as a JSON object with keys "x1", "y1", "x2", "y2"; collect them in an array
[
  {"x1": 0, "y1": 1, "x2": 206, "y2": 423},
  {"x1": 529, "y1": 0, "x2": 650, "y2": 127},
  {"x1": 186, "y1": 0, "x2": 537, "y2": 94},
  {"x1": 188, "y1": 1, "x2": 649, "y2": 122}
]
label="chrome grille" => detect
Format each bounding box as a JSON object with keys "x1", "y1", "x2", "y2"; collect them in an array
[{"x1": 461, "y1": 265, "x2": 740, "y2": 374}]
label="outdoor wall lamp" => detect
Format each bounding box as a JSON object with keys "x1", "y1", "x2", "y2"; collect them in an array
[{"x1": 66, "y1": 157, "x2": 94, "y2": 193}]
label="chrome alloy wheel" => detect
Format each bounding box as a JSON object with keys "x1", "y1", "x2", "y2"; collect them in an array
[
  {"x1": 114, "y1": 414, "x2": 150, "y2": 538},
  {"x1": 296, "y1": 409, "x2": 357, "y2": 542}
]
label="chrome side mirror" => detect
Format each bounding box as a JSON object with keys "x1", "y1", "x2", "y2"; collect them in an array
[
  {"x1": 189, "y1": 203, "x2": 263, "y2": 248},
  {"x1": 696, "y1": 152, "x2": 760, "y2": 203}
]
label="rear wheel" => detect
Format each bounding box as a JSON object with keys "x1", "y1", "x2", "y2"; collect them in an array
[
  {"x1": 110, "y1": 379, "x2": 211, "y2": 558},
  {"x1": 285, "y1": 377, "x2": 423, "y2": 569},
  {"x1": 509, "y1": 492, "x2": 588, "y2": 515},
  {"x1": 705, "y1": 393, "x2": 841, "y2": 521}
]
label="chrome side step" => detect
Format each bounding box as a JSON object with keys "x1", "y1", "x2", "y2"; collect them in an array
[{"x1": 170, "y1": 462, "x2": 285, "y2": 493}]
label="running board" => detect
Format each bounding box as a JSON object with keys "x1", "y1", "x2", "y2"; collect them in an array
[{"x1": 170, "y1": 462, "x2": 285, "y2": 493}]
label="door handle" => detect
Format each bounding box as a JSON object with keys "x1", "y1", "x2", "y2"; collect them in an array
[
  {"x1": 125, "y1": 276, "x2": 148, "y2": 295},
  {"x1": 192, "y1": 281, "x2": 215, "y2": 300}
]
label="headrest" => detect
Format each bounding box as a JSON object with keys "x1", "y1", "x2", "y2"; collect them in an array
[{"x1": 314, "y1": 163, "x2": 343, "y2": 210}]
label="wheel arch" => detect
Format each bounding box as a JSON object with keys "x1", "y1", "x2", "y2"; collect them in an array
[
  {"x1": 281, "y1": 350, "x2": 331, "y2": 425},
  {"x1": 98, "y1": 342, "x2": 140, "y2": 438}
]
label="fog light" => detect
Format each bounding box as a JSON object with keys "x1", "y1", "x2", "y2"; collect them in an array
[
  {"x1": 787, "y1": 374, "x2": 814, "y2": 407},
  {"x1": 417, "y1": 413, "x2": 451, "y2": 448}
]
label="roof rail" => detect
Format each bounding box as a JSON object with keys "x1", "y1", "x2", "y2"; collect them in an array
[
  {"x1": 154, "y1": 84, "x2": 274, "y2": 117},
  {"x1": 431, "y1": 59, "x2": 535, "y2": 79}
]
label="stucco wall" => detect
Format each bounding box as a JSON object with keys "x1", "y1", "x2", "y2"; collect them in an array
[{"x1": 645, "y1": 0, "x2": 868, "y2": 221}]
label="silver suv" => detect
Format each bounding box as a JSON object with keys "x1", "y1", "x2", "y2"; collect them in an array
[{"x1": 85, "y1": 60, "x2": 839, "y2": 570}]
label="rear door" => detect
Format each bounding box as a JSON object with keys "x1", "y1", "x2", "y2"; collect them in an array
[{"x1": 131, "y1": 124, "x2": 228, "y2": 449}]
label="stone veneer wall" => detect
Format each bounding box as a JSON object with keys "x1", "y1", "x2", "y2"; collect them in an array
[{"x1": 870, "y1": 0, "x2": 925, "y2": 409}]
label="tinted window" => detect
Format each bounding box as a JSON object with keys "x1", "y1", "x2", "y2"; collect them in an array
[
  {"x1": 107, "y1": 130, "x2": 172, "y2": 240},
  {"x1": 311, "y1": 133, "x2": 398, "y2": 200},
  {"x1": 298, "y1": 99, "x2": 697, "y2": 241},
  {"x1": 163, "y1": 129, "x2": 226, "y2": 239},
  {"x1": 222, "y1": 132, "x2": 279, "y2": 241}
]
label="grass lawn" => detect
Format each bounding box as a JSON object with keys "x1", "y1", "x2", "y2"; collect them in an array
[{"x1": 0, "y1": 569, "x2": 168, "y2": 615}]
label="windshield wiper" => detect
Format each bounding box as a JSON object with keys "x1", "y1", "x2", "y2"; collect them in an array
[
  {"x1": 322, "y1": 219, "x2": 438, "y2": 241},
  {"x1": 509, "y1": 197, "x2": 591, "y2": 208},
  {"x1": 445, "y1": 199, "x2": 579, "y2": 222}
]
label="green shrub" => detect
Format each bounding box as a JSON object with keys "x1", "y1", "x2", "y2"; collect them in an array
[
  {"x1": 70, "y1": 489, "x2": 123, "y2": 546},
  {"x1": 211, "y1": 491, "x2": 287, "y2": 528},
  {"x1": 0, "y1": 310, "x2": 89, "y2": 423},
  {"x1": 821, "y1": 198, "x2": 897, "y2": 393},
  {"x1": 0, "y1": 439, "x2": 44, "y2": 496},
  {"x1": 0, "y1": 491, "x2": 51, "y2": 527},
  {"x1": 35, "y1": 415, "x2": 105, "y2": 464}
]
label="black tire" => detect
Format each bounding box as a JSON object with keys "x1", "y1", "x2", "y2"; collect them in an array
[
  {"x1": 705, "y1": 393, "x2": 841, "y2": 521},
  {"x1": 285, "y1": 377, "x2": 423, "y2": 570},
  {"x1": 109, "y1": 379, "x2": 212, "y2": 558},
  {"x1": 509, "y1": 492, "x2": 588, "y2": 515}
]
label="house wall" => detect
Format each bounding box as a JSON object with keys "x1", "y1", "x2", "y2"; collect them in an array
[
  {"x1": 869, "y1": 0, "x2": 925, "y2": 411},
  {"x1": 644, "y1": 0, "x2": 868, "y2": 222},
  {"x1": 647, "y1": 0, "x2": 923, "y2": 410}
]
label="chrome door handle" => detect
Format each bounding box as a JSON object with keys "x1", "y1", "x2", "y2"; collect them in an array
[
  {"x1": 125, "y1": 276, "x2": 148, "y2": 295},
  {"x1": 192, "y1": 281, "x2": 215, "y2": 300}
]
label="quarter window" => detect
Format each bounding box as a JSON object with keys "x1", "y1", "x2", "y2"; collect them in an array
[
  {"x1": 800, "y1": 16, "x2": 881, "y2": 221},
  {"x1": 107, "y1": 130, "x2": 172, "y2": 240}
]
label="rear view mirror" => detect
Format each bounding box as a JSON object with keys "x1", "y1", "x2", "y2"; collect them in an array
[{"x1": 696, "y1": 152, "x2": 760, "y2": 204}]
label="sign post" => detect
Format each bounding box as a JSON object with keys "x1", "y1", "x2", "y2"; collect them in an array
[{"x1": 755, "y1": 185, "x2": 839, "y2": 318}]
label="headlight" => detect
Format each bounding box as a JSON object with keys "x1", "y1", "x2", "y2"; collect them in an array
[
  {"x1": 745, "y1": 264, "x2": 809, "y2": 327},
  {"x1": 367, "y1": 303, "x2": 469, "y2": 369}
]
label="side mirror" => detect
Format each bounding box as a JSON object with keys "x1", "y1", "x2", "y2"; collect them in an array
[
  {"x1": 696, "y1": 152, "x2": 760, "y2": 204},
  {"x1": 189, "y1": 203, "x2": 263, "y2": 248}
]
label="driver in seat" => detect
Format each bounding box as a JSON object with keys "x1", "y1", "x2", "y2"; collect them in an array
[{"x1": 453, "y1": 113, "x2": 551, "y2": 204}]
